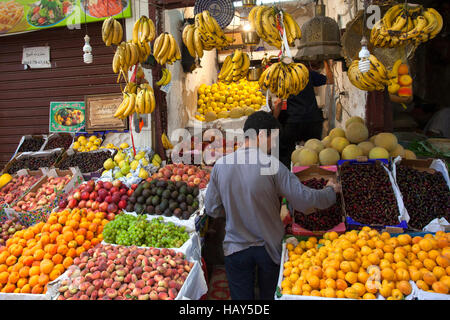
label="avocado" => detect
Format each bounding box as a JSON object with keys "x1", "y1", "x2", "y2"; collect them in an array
[
  {"x1": 154, "y1": 205, "x2": 162, "y2": 215},
  {"x1": 143, "y1": 182, "x2": 151, "y2": 189},
  {"x1": 186, "y1": 186, "x2": 193, "y2": 195},
  {"x1": 187, "y1": 206, "x2": 194, "y2": 214},
  {"x1": 171, "y1": 191, "x2": 179, "y2": 200},
  {"x1": 134, "y1": 185, "x2": 144, "y2": 196},
  {"x1": 137, "y1": 196, "x2": 145, "y2": 204},
  {"x1": 182, "y1": 212, "x2": 191, "y2": 220},
  {"x1": 145, "y1": 197, "x2": 153, "y2": 205},
  {"x1": 192, "y1": 187, "x2": 199, "y2": 197},
  {"x1": 134, "y1": 203, "x2": 144, "y2": 214},
  {"x1": 169, "y1": 202, "x2": 178, "y2": 211},
  {"x1": 157, "y1": 180, "x2": 167, "y2": 188},
  {"x1": 151, "y1": 196, "x2": 160, "y2": 206},
  {"x1": 150, "y1": 187, "x2": 157, "y2": 195},
  {"x1": 192, "y1": 201, "x2": 199, "y2": 210},
  {"x1": 173, "y1": 208, "x2": 182, "y2": 217},
  {"x1": 177, "y1": 194, "x2": 186, "y2": 203},
  {"x1": 150, "y1": 179, "x2": 157, "y2": 185},
  {"x1": 175, "y1": 181, "x2": 184, "y2": 189},
  {"x1": 167, "y1": 184, "x2": 176, "y2": 192},
  {"x1": 186, "y1": 194, "x2": 194, "y2": 205},
  {"x1": 128, "y1": 196, "x2": 137, "y2": 204},
  {"x1": 162, "y1": 190, "x2": 171, "y2": 199},
  {"x1": 179, "y1": 202, "x2": 187, "y2": 211},
  {"x1": 163, "y1": 209, "x2": 172, "y2": 217},
  {"x1": 159, "y1": 199, "x2": 169, "y2": 211},
  {"x1": 126, "y1": 204, "x2": 134, "y2": 212},
  {"x1": 179, "y1": 185, "x2": 187, "y2": 195},
  {"x1": 142, "y1": 189, "x2": 151, "y2": 198},
  {"x1": 146, "y1": 205, "x2": 155, "y2": 215},
  {"x1": 156, "y1": 188, "x2": 163, "y2": 196}
]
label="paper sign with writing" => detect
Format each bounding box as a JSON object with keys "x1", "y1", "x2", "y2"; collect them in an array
[
  {"x1": 85, "y1": 94, "x2": 128, "y2": 131},
  {"x1": 22, "y1": 46, "x2": 51, "y2": 68},
  {"x1": 49, "y1": 102, "x2": 85, "y2": 133}
]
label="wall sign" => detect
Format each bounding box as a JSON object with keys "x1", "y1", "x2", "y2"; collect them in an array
[
  {"x1": 85, "y1": 93, "x2": 128, "y2": 132},
  {"x1": 49, "y1": 101, "x2": 85, "y2": 132},
  {"x1": 22, "y1": 46, "x2": 51, "y2": 68}
]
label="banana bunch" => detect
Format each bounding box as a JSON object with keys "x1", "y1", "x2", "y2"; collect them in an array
[
  {"x1": 123, "y1": 81, "x2": 138, "y2": 94},
  {"x1": 102, "y1": 17, "x2": 123, "y2": 46},
  {"x1": 114, "y1": 84, "x2": 156, "y2": 119},
  {"x1": 156, "y1": 68, "x2": 171, "y2": 87},
  {"x1": 153, "y1": 32, "x2": 181, "y2": 65},
  {"x1": 387, "y1": 59, "x2": 402, "y2": 94},
  {"x1": 161, "y1": 133, "x2": 174, "y2": 150},
  {"x1": 135, "y1": 83, "x2": 156, "y2": 115},
  {"x1": 259, "y1": 62, "x2": 309, "y2": 99},
  {"x1": 347, "y1": 55, "x2": 389, "y2": 91},
  {"x1": 218, "y1": 49, "x2": 250, "y2": 84},
  {"x1": 249, "y1": 5, "x2": 301, "y2": 49},
  {"x1": 112, "y1": 41, "x2": 151, "y2": 75},
  {"x1": 182, "y1": 11, "x2": 230, "y2": 59},
  {"x1": 132, "y1": 16, "x2": 156, "y2": 44},
  {"x1": 370, "y1": 4, "x2": 443, "y2": 48}
]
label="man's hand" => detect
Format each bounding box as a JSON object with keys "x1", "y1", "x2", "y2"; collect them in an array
[{"x1": 326, "y1": 178, "x2": 341, "y2": 193}]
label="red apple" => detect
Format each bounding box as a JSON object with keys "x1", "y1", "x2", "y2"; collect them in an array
[
  {"x1": 127, "y1": 189, "x2": 134, "y2": 197},
  {"x1": 112, "y1": 180, "x2": 122, "y2": 188},
  {"x1": 89, "y1": 191, "x2": 98, "y2": 201},
  {"x1": 58, "y1": 200, "x2": 68, "y2": 209},
  {"x1": 118, "y1": 200, "x2": 127, "y2": 210},
  {"x1": 103, "y1": 182, "x2": 113, "y2": 190},
  {"x1": 98, "y1": 189, "x2": 108, "y2": 200},
  {"x1": 193, "y1": 178, "x2": 201, "y2": 185},
  {"x1": 85, "y1": 200, "x2": 93, "y2": 208},
  {"x1": 107, "y1": 203, "x2": 118, "y2": 213},
  {"x1": 78, "y1": 200, "x2": 86, "y2": 209},
  {"x1": 199, "y1": 182, "x2": 207, "y2": 189},
  {"x1": 85, "y1": 184, "x2": 94, "y2": 193},
  {"x1": 182, "y1": 174, "x2": 189, "y2": 182},
  {"x1": 68, "y1": 199, "x2": 78, "y2": 209},
  {"x1": 131, "y1": 184, "x2": 138, "y2": 190},
  {"x1": 110, "y1": 187, "x2": 119, "y2": 194},
  {"x1": 121, "y1": 195, "x2": 128, "y2": 201},
  {"x1": 174, "y1": 175, "x2": 181, "y2": 182},
  {"x1": 99, "y1": 202, "x2": 109, "y2": 212},
  {"x1": 81, "y1": 191, "x2": 90, "y2": 201},
  {"x1": 105, "y1": 196, "x2": 113, "y2": 203},
  {"x1": 91, "y1": 201, "x2": 100, "y2": 210},
  {"x1": 119, "y1": 188, "x2": 127, "y2": 196},
  {"x1": 106, "y1": 213, "x2": 115, "y2": 221},
  {"x1": 111, "y1": 192, "x2": 121, "y2": 203},
  {"x1": 73, "y1": 191, "x2": 81, "y2": 201}
]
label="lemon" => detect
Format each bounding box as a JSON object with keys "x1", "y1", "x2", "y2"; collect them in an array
[
  {"x1": 91, "y1": 146, "x2": 98, "y2": 151},
  {"x1": 89, "y1": 135, "x2": 97, "y2": 142},
  {"x1": 198, "y1": 108, "x2": 204, "y2": 114},
  {"x1": 239, "y1": 100, "x2": 246, "y2": 107},
  {"x1": 245, "y1": 98, "x2": 252, "y2": 106},
  {"x1": 120, "y1": 143, "x2": 129, "y2": 149},
  {"x1": 80, "y1": 140, "x2": 87, "y2": 146},
  {"x1": 94, "y1": 138, "x2": 102, "y2": 145},
  {"x1": 197, "y1": 99, "x2": 204, "y2": 106},
  {"x1": 86, "y1": 142, "x2": 93, "y2": 148},
  {"x1": 73, "y1": 142, "x2": 80, "y2": 149}
]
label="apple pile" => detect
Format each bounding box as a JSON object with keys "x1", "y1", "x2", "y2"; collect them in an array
[
  {"x1": 0, "y1": 217, "x2": 26, "y2": 246},
  {"x1": 57, "y1": 244, "x2": 194, "y2": 300},
  {"x1": 12, "y1": 175, "x2": 72, "y2": 213},
  {"x1": 58, "y1": 180, "x2": 130, "y2": 221},
  {"x1": 0, "y1": 175, "x2": 42, "y2": 206},
  {"x1": 148, "y1": 163, "x2": 209, "y2": 189}
]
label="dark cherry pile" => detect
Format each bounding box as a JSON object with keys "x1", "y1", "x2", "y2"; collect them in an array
[
  {"x1": 44, "y1": 134, "x2": 73, "y2": 150},
  {"x1": 396, "y1": 165, "x2": 450, "y2": 230},
  {"x1": 7, "y1": 153, "x2": 60, "y2": 174},
  {"x1": 17, "y1": 136, "x2": 45, "y2": 153},
  {"x1": 293, "y1": 178, "x2": 342, "y2": 231},
  {"x1": 340, "y1": 163, "x2": 400, "y2": 226},
  {"x1": 57, "y1": 151, "x2": 112, "y2": 173}
]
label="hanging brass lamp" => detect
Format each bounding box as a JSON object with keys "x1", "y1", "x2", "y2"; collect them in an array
[{"x1": 296, "y1": 0, "x2": 342, "y2": 61}]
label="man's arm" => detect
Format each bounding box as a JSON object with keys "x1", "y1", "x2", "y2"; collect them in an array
[
  {"x1": 274, "y1": 163, "x2": 337, "y2": 213},
  {"x1": 204, "y1": 167, "x2": 225, "y2": 218},
  {"x1": 272, "y1": 98, "x2": 282, "y2": 119}
]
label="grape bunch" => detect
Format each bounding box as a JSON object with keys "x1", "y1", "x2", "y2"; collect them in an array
[{"x1": 102, "y1": 214, "x2": 189, "y2": 248}]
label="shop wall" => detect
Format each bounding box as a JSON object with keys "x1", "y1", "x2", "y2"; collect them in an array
[{"x1": 0, "y1": 22, "x2": 120, "y2": 168}]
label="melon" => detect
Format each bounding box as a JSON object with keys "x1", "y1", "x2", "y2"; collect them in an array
[
  {"x1": 374, "y1": 133, "x2": 398, "y2": 152},
  {"x1": 331, "y1": 137, "x2": 350, "y2": 153},
  {"x1": 329, "y1": 127, "x2": 346, "y2": 140},
  {"x1": 322, "y1": 136, "x2": 332, "y2": 147},
  {"x1": 244, "y1": 107, "x2": 255, "y2": 116},
  {"x1": 295, "y1": 148, "x2": 319, "y2": 166},
  {"x1": 341, "y1": 144, "x2": 364, "y2": 160},
  {"x1": 319, "y1": 148, "x2": 340, "y2": 165},
  {"x1": 357, "y1": 141, "x2": 375, "y2": 156},
  {"x1": 369, "y1": 147, "x2": 390, "y2": 159},
  {"x1": 217, "y1": 111, "x2": 229, "y2": 119},
  {"x1": 291, "y1": 147, "x2": 304, "y2": 163},
  {"x1": 404, "y1": 149, "x2": 417, "y2": 160},
  {"x1": 304, "y1": 139, "x2": 325, "y2": 154},
  {"x1": 390, "y1": 144, "x2": 405, "y2": 158},
  {"x1": 370, "y1": 135, "x2": 378, "y2": 144},
  {"x1": 229, "y1": 107, "x2": 244, "y2": 118},
  {"x1": 345, "y1": 116, "x2": 365, "y2": 129},
  {"x1": 345, "y1": 122, "x2": 369, "y2": 143}
]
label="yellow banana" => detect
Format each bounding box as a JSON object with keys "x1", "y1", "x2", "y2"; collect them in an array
[
  {"x1": 193, "y1": 28, "x2": 204, "y2": 58},
  {"x1": 427, "y1": 8, "x2": 443, "y2": 39},
  {"x1": 156, "y1": 69, "x2": 168, "y2": 86}
]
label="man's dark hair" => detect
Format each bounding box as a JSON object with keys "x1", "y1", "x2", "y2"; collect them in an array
[{"x1": 243, "y1": 111, "x2": 281, "y2": 135}]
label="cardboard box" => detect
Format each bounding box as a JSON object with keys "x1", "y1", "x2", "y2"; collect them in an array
[
  {"x1": 338, "y1": 161, "x2": 408, "y2": 232},
  {"x1": 12, "y1": 135, "x2": 47, "y2": 159},
  {"x1": 43, "y1": 133, "x2": 75, "y2": 151},
  {"x1": 2, "y1": 149, "x2": 64, "y2": 175},
  {"x1": 5, "y1": 167, "x2": 84, "y2": 226},
  {"x1": 55, "y1": 148, "x2": 116, "y2": 178},
  {"x1": 287, "y1": 166, "x2": 345, "y2": 237}
]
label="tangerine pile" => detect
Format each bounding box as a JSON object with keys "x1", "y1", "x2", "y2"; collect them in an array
[
  {"x1": 281, "y1": 228, "x2": 450, "y2": 300},
  {"x1": 0, "y1": 208, "x2": 108, "y2": 294}
]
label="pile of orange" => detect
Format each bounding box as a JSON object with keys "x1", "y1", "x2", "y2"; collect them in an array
[
  {"x1": 281, "y1": 228, "x2": 450, "y2": 300},
  {"x1": 0, "y1": 208, "x2": 108, "y2": 294}
]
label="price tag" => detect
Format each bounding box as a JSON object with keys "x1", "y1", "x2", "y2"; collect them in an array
[{"x1": 160, "y1": 81, "x2": 172, "y2": 93}]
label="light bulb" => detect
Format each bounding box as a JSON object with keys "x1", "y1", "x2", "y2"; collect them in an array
[
  {"x1": 83, "y1": 35, "x2": 93, "y2": 64},
  {"x1": 358, "y1": 37, "x2": 370, "y2": 73},
  {"x1": 243, "y1": 22, "x2": 252, "y2": 32}
]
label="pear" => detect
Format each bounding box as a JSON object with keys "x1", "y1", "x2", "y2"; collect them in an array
[
  {"x1": 130, "y1": 160, "x2": 139, "y2": 171},
  {"x1": 114, "y1": 151, "x2": 125, "y2": 163},
  {"x1": 120, "y1": 164, "x2": 131, "y2": 175},
  {"x1": 103, "y1": 158, "x2": 115, "y2": 170},
  {"x1": 138, "y1": 168, "x2": 149, "y2": 179},
  {"x1": 115, "y1": 171, "x2": 124, "y2": 179},
  {"x1": 126, "y1": 172, "x2": 133, "y2": 178},
  {"x1": 141, "y1": 158, "x2": 149, "y2": 166},
  {"x1": 118, "y1": 160, "x2": 127, "y2": 169},
  {"x1": 120, "y1": 143, "x2": 129, "y2": 149}
]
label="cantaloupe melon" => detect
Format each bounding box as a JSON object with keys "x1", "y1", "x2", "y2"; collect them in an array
[
  {"x1": 322, "y1": 136, "x2": 332, "y2": 147},
  {"x1": 358, "y1": 141, "x2": 375, "y2": 156},
  {"x1": 390, "y1": 144, "x2": 405, "y2": 158},
  {"x1": 295, "y1": 148, "x2": 319, "y2": 166},
  {"x1": 319, "y1": 148, "x2": 340, "y2": 165},
  {"x1": 345, "y1": 122, "x2": 369, "y2": 143},
  {"x1": 205, "y1": 111, "x2": 217, "y2": 122},
  {"x1": 404, "y1": 149, "x2": 417, "y2": 160},
  {"x1": 329, "y1": 127, "x2": 346, "y2": 140},
  {"x1": 291, "y1": 147, "x2": 304, "y2": 163},
  {"x1": 342, "y1": 144, "x2": 364, "y2": 160},
  {"x1": 304, "y1": 139, "x2": 325, "y2": 153},
  {"x1": 369, "y1": 147, "x2": 389, "y2": 159},
  {"x1": 374, "y1": 133, "x2": 398, "y2": 152},
  {"x1": 229, "y1": 107, "x2": 244, "y2": 118},
  {"x1": 331, "y1": 137, "x2": 350, "y2": 153},
  {"x1": 345, "y1": 116, "x2": 365, "y2": 129}
]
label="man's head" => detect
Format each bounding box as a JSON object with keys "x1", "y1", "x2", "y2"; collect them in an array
[{"x1": 243, "y1": 111, "x2": 281, "y2": 153}]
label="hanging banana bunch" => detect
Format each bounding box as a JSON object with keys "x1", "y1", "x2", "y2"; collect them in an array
[
  {"x1": 370, "y1": 4, "x2": 443, "y2": 48},
  {"x1": 153, "y1": 32, "x2": 181, "y2": 65},
  {"x1": 132, "y1": 16, "x2": 156, "y2": 44},
  {"x1": 114, "y1": 83, "x2": 156, "y2": 119},
  {"x1": 218, "y1": 49, "x2": 250, "y2": 84},
  {"x1": 112, "y1": 41, "x2": 150, "y2": 82},
  {"x1": 102, "y1": 17, "x2": 123, "y2": 46},
  {"x1": 347, "y1": 55, "x2": 390, "y2": 91},
  {"x1": 156, "y1": 68, "x2": 172, "y2": 87},
  {"x1": 249, "y1": 5, "x2": 301, "y2": 49},
  {"x1": 182, "y1": 11, "x2": 230, "y2": 59},
  {"x1": 161, "y1": 133, "x2": 174, "y2": 150},
  {"x1": 259, "y1": 61, "x2": 309, "y2": 99}
]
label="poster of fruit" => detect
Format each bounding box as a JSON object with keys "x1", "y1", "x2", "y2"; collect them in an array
[
  {"x1": 0, "y1": 0, "x2": 131, "y2": 35},
  {"x1": 49, "y1": 101, "x2": 86, "y2": 133}
]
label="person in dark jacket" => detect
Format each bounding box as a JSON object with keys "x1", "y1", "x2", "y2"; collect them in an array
[{"x1": 274, "y1": 60, "x2": 333, "y2": 168}]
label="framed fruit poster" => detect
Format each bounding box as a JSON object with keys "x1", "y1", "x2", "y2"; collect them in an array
[{"x1": 49, "y1": 101, "x2": 86, "y2": 133}]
